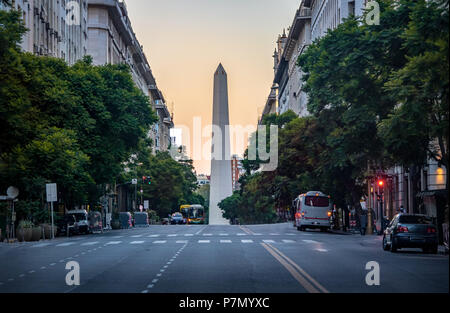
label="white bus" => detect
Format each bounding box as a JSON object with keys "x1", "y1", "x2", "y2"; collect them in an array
[{"x1": 293, "y1": 191, "x2": 332, "y2": 232}]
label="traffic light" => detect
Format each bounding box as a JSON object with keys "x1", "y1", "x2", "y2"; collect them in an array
[
  {"x1": 142, "y1": 176, "x2": 151, "y2": 185},
  {"x1": 378, "y1": 179, "x2": 384, "y2": 187}
]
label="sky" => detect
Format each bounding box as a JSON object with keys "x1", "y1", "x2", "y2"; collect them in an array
[{"x1": 125, "y1": 0, "x2": 300, "y2": 175}]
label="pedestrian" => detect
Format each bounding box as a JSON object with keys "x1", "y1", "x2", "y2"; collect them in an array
[{"x1": 360, "y1": 211, "x2": 367, "y2": 236}]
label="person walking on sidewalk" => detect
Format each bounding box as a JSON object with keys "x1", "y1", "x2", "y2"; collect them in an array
[{"x1": 360, "y1": 211, "x2": 368, "y2": 236}]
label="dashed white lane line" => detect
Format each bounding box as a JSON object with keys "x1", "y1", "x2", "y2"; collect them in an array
[
  {"x1": 219, "y1": 233, "x2": 229, "y2": 236},
  {"x1": 148, "y1": 235, "x2": 160, "y2": 237},
  {"x1": 184, "y1": 234, "x2": 194, "y2": 236},
  {"x1": 282, "y1": 240, "x2": 296, "y2": 243},
  {"x1": 315, "y1": 248, "x2": 328, "y2": 252},
  {"x1": 50, "y1": 263, "x2": 56, "y2": 266},
  {"x1": 28, "y1": 270, "x2": 35, "y2": 274},
  {"x1": 241, "y1": 240, "x2": 253, "y2": 243},
  {"x1": 141, "y1": 290, "x2": 149, "y2": 293},
  {"x1": 286, "y1": 233, "x2": 296, "y2": 236},
  {"x1": 32, "y1": 243, "x2": 51, "y2": 248},
  {"x1": 152, "y1": 279, "x2": 158, "y2": 283},
  {"x1": 263, "y1": 240, "x2": 275, "y2": 243},
  {"x1": 81, "y1": 241, "x2": 99, "y2": 246},
  {"x1": 176, "y1": 240, "x2": 188, "y2": 244},
  {"x1": 40, "y1": 266, "x2": 46, "y2": 270},
  {"x1": 105, "y1": 241, "x2": 122, "y2": 245},
  {"x1": 131, "y1": 235, "x2": 143, "y2": 238},
  {"x1": 167, "y1": 234, "x2": 177, "y2": 237},
  {"x1": 220, "y1": 240, "x2": 232, "y2": 243},
  {"x1": 19, "y1": 274, "x2": 25, "y2": 278},
  {"x1": 202, "y1": 233, "x2": 213, "y2": 236},
  {"x1": 130, "y1": 241, "x2": 145, "y2": 245},
  {"x1": 270, "y1": 233, "x2": 280, "y2": 236},
  {"x1": 153, "y1": 241, "x2": 167, "y2": 244},
  {"x1": 112, "y1": 236, "x2": 124, "y2": 238},
  {"x1": 253, "y1": 233, "x2": 263, "y2": 236},
  {"x1": 198, "y1": 240, "x2": 210, "y2": 243},
  {"x1": 56, "y1": 242, "x2": 76, "y2": 247},
  {"x1": 237, "y1": 233, "x2": 247, "y2": 236}
]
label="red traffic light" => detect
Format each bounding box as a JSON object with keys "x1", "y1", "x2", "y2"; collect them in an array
[
  {"x1": 378, "y1": 180, "x2": 384, "y2": 187},
  {"x1": 142, "y1": 176, "x2": 147, "y2": 181}
]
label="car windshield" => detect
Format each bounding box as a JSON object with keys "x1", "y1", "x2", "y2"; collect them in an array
[
  {"x1": 399, "y1": 215, "x2": 432, "y2": 224},
  {"x1": 73, "y1": 213, "x2": 87, "y2": 222},
  {"x1": 304, "y1": 196, "x2": 329, "y2": 207},
  {"x1": 189, "y1": 208, "x2": 204, "y2": 218}
]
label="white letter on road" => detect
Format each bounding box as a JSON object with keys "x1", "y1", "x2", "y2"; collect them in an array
[
  {"x1": 65, "y1": 261, "x2": 80, "y2": 286},
  {"x1": 365, "y1": 261, "x2": 380, "y2": 286}
]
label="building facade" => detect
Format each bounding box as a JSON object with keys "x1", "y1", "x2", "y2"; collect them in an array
[{"x1": 1, "y1": 0, "x2": 88, "y2": 65}]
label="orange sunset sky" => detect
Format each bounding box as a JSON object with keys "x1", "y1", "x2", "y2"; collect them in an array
[{"x1": 125, "y1": 0, "x2": 300, "y2": 174}]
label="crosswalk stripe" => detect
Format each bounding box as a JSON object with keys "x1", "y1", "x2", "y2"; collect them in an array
[
  {"x1": 130, "y1": 241, "x2": 145, "y2": 244},
  {"x1": 105, "y1": 241, "x2": 121, "y2": 245},
  {"x1": 32, "y1": 243, "x2": 51, "y2": 248},
  {"x1": 198, "y1": 240, "x2": 210, "y2": 243},
  {"x1": 241, "y1": 240, "x2": 253, "y2": 243},
  {"x1": 220, "y1": 240, "x2": 232, "y2": 243},
  {"x1": 153, "y1": 241, "x2": 166, "y2": 244},
  {"x1": 81, "y1": 241, "x2": 99, "y2": 246},
  {"x1": 56, "y1": 242, "x2": 75, "y2": 247}
]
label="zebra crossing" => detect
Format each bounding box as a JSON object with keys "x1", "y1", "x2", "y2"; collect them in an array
[{"x1": 28, "y1": 237, "x2": 317, "y2": 248}]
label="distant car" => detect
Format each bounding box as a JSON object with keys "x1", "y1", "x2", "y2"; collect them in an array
[
  {"x1": 383, "y1": 214, "x2": 438, "y2": 254},
  {"x1": 171, "y1": 212, "x2": 185, "y2": 225},
  {"x1": 162, "y1": 218, "x2": 170, "y2": 225}
]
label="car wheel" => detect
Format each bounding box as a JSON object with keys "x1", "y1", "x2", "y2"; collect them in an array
[
  {"x1": 382, "y1": 236, "x2": 390, "y2": 251},
  {"x1": 390, "y1": 237, "x2": 398, "y2": 253}
]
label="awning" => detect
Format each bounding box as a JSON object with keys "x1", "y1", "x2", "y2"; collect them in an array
[{"x1": 416, "y1": 189, "x2": 448, "y2": 198}]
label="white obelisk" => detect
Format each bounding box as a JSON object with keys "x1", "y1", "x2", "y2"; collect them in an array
[{"x1": 209, "y1": 64, "x2": 232, "y2": 225}]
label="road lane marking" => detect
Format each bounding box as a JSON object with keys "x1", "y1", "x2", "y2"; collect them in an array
[
  {"x1": 241, "y1": 240, "x2": 253, "y2": 243},
  {"x1": 270, "y1": 233, "x2": 280, "y2": 236},
  {"x1": 253, "y1": 233, "x2": 262, "y2": 236},
  {"x1": 148, "y1": 235, "x2": 160, "y2": 237},
  {"x1": 220, "y1": 240, "x2": 232, "y2": 243},
  {"x1": 19, "y1": 274, "x2": 25, "y2": 278},
  {"x1": 105, "y1": 241, "x2": 122, "y2": 245},
  {"x1": 81, "y1": 241, "x2": 99, "y2": 246},
  {"x1": 50, "y1": 263, "x2": 56, "y2": 266},
  {"x1": 131, "y1": 235, "x2": 143, "y2": 238},
  {"x1": 56, "y1": 242, "x2": 75, "y2": 247},
  {"x1": 141, "y1": 290, "x2": 149, "y2": 293},
  {"x1": 147, "y1": 284, "x2": 154, "y2": 289},
  {"x1": 28, "y1": 270, "x2": 35, "y2": 274},
  {"x1": 315, "y1": 249, "x2": 328, "y2": 252},
  {"x1": 152, "y1": 279, "x2": 158, "y2": 283},
  {"x1": 195, "y1": 226, "x2": 207, "y2": 235},
  {"x1": 203, "y1": 233, "x2": 213, "y2": 236},
  {"x1": 130, "y1": 241, "x2": 145, "y2": 244},
  {"x1": 302, "y1": 240, "x2": 320, "y2": 244},
  {"x1": 153, "y1": 241, "x2": 167, "y2": 244},
  {"x1": 261, "y1": 243, "x2": 320, "y2": 293},
  {"x1": 237, "y1": 233, "x2": 247, "y2": 236},
  {"x1": 184, "y1": 234, "x2": 194, "y2": 236},
  {"x1": 112, "y1": 236, "x2": 123, "y2": 238},
  {"x1": 266, "y1": 243, "x2": 329, "y2": 293},
  {"x1": 176, "y1": 240, "x2": 188, "y2": 244},
  {"x1": 168, "y1": 234, "x2": 177, "y2": 237},
  {"x1": 282, "y1": 240, "x2": 296, "y2": 243},
  {"x1": 32, "y1": 243, "x2": 51, "y2": 248},
  {"x1": 219, "y1": 233, "x2": 229, "y2": 236},
  {"x1": 198, "y1": 240, "x2": 210, "y2": 243},
  {"x1": 263, "y1": 240, "x2": 275, "y2": 243}
]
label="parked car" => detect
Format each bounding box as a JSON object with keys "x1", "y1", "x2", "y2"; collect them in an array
[
  {"x1": 67, "y1": 209, "x2": 90, "y2": 234},
  {"x1": 383, "y1": 214, "x2": 438, "y2": 254},
  {"x1": 161, "y1": 218, "x2": 170, "y2": 225},
  {"x1": 170, "y1": 212, "x2": 185, "y2": 225},
  {"x1": 56, "y1": 214, "x2": 78, "y2": 236}
]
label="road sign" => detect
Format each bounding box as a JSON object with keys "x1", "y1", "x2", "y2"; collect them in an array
[
  {"x1": 46, "y1": 183, "x2": 57, "y2": 202},
  {"x1": 144, "y1": 200, "x2": 149, "y2": 210},
  {"x1": 132, "y1": 179, "x2": 138, "y2": 185},
  {"x1": 7, "y1": 186, "x2": 19, "y2": 199}
]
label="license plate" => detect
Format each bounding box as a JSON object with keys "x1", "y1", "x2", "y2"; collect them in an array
[{"x1": 410, "y1": 236, "x2": 424, "y2": 241}]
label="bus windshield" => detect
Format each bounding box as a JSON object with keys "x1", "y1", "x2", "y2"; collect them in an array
[
  {"x1": 189, "y1": 207, "x2": 204, "y2": 218},
  {"x1": 304, "y1": 196, "x2": 329, "y2": 207}
]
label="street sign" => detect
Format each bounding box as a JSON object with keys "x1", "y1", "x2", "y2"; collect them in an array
[
  {"x1": 46, "y1": 183, "x2": 57, "y2": 202},
  {"x1": 144, "y1": 200, "x2": 149, "y2": 210},
  {"x1": 6, "y1": 186, "x2": 19, "y2": 199},
  {"x1": 132, "y1": 179, "x2": 138, "y2": 185}
]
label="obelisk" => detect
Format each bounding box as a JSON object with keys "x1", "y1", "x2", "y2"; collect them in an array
[{"x1": 209, "y1": 64, "x2": 232, "y2": 225}]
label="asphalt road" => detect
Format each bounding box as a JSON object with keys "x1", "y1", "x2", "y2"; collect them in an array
[{"x1": 0, "y1": 223, "x2": 448, "y2": 293}]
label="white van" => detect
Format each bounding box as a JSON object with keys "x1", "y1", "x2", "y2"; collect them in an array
[
  {"x1": 66, "y1": 209, "x2": 90, "y2": 234},
  {"x1": 294, "y1": 191, "x2": 332, "y2": 232}
]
